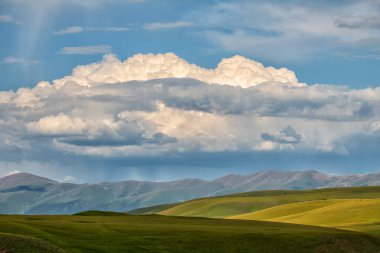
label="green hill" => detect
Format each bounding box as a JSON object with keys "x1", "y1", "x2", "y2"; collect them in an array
[
  {"x1": 0, "y1": 214, "x2": 380, "y2": 253},
  {"x1": 229, "y1": 199, "x2": 380, "y2": 229},
  {"x1": 153, "y1": 186, "x2": 380, "y2": 218},
  {"x1": 130, "y1": 186, "x2": 380, "y2": 236}
]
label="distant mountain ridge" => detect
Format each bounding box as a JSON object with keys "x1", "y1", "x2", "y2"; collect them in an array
[{"x1": 0, "y1": 170, "x2": 379, "y2": 214}]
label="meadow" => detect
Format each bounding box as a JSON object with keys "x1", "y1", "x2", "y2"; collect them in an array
[
  {"x1": 133, "y1": 186, "x2": 380, "y2": 235},
  {"x1": 1, "y1": 213, "x2": 380, "y2": 253}
]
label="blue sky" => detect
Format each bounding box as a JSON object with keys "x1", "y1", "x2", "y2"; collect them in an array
[
  {"x1": 0, "y1": 0, "x2": 380, "y2": 182},
  {"x1": 1, "y1": 0, "x2": 380, "y2": 91}
]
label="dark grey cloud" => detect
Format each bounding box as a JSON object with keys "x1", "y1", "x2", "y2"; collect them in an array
[
  {"x1": 335, "y1": 16, "x2": 380, "y2": 29},
  {"x1": 60, "y1": 131, "x2": 177, "y2": 147},
  {"x1": 261, "y1": 126, "x2": 301, "y2": 144},
  {"x1": 81, "y1": 79, "x2": 378, "y2": 121}
]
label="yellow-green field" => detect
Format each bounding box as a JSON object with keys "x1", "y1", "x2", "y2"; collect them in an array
[
  {"x1": 229, "y1": 199, "x2": 380, "y2": 233},
  {"x1": 133, "y1": 186, "x2": 380, "y2": 235}
]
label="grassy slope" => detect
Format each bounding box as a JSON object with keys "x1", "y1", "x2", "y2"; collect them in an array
[
  {"x1": 1, "y1": 214, "x2": 380, "y2": 253},
  {"x1": 129, "y1": 187, "x2": 380, "y2": 236},
  {"x1": 74, "y1": 210, "x2": 129, "y2": 216},
  {"x1": 156, "y1": 186, "x2": 380, "y2": 218},
  {"x1": 229, "y1": 199, "x2": 380, "y2": 230},
  {"x1": 127, "y1": 203, "x2": 178, "y2": 215}
]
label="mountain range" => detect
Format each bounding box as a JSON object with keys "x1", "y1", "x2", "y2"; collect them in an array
[{"x1": 1, "y1": 170, "x2": 380, "y2": 214}]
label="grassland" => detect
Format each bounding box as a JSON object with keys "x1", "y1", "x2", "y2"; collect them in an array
[
  {"x1": 1, "y1": 186, "x2": 380, "y2": 252},
  {"x1": 1, "y1": 213, "x2": 380, "y2": 253},
  {"x1": 0, "y1": 232, "x2": 64, "y2": 253},
  {"x1": 153, "y1": 186, "x2": 380, "y2": 218},
  {"x1": 132, "y1": 186, "x2": 380, "y2": 236},
  {"x1": 229, "y1": 199, "x2": 380, "y2": 227}
]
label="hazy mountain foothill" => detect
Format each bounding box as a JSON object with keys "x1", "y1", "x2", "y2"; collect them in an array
[{"x1": 1, "y1": 170, "x2": 380, "y2": 215}]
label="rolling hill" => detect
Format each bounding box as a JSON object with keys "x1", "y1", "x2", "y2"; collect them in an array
[
  {"x1": 131, "y1": 186, "x2": 380, "y2": 236},
  {"x1": 229, "y1": 199, "x2": 380, "y2": 228},
  {"x1": 142, "y1": 186, "x2": 380, "y2": 217}
]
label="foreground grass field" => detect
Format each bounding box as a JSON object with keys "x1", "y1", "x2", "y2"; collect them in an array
[{"x1": 1, "y1": 213, "x2": 380, "y2": 253}]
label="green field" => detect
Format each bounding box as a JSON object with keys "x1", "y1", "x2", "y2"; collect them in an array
[
  {"x1": 229, "y1": 199, "x2": 380, "y2": 228},
  {"x1": 1, "y1": 213, "x2": 380, "y2": 253},
  {"x1": 132, "y1": 186, "x2": 380, "y2": 236},
  {"x1": 150, "y1": 186, "x2": 380, "y2": 217}
]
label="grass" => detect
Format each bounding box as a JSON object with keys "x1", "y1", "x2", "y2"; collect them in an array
[
  {"x1": 0, "y1": 232, "x2": 64, "y2": 253},
  {"x1": 229, "y1": 199, "x2": 380, "y2": 232},
  {"x1": 129, "y1": 186, "x2": 380, "y2": 236},
  {"x1": 152, "y1": 186, "x2": 380, "y2": 218},
  {"x1": 2, "y1": 186, "x2": 380, "y2": 252},
  {"x1": 0, "y1": 214, "x2": 380, "y2": 252},
  {"x1": 74, "y1": 210, "x2": 129, "y2": 216},
  {"x1": 127, "y1": 203, "x2": 178, "y2": 215}
]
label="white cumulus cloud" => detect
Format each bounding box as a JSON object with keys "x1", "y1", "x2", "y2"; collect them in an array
[
  {"x1": 27, "y1": 114, "x2": 87, "y2": 136},
  {"x1": 0, "y1": 53, "x2": 379, "y2": 173},
  {"x1": 47, "y1": 52, "x2": 299, "y2": 88}
]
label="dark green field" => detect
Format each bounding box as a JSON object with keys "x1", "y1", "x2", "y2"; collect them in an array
[{"x1": 0, "y1": 213, "x2": 380, "y2": 253}]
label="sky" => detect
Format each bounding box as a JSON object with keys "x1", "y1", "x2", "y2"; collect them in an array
[{"x1": 0, "y1": 0, "x2": 380, "y2": 182}]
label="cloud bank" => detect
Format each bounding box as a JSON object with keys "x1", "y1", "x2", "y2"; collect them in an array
[{"x1": 1, "y1": 53, "x2": 380, "y2": 180}]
